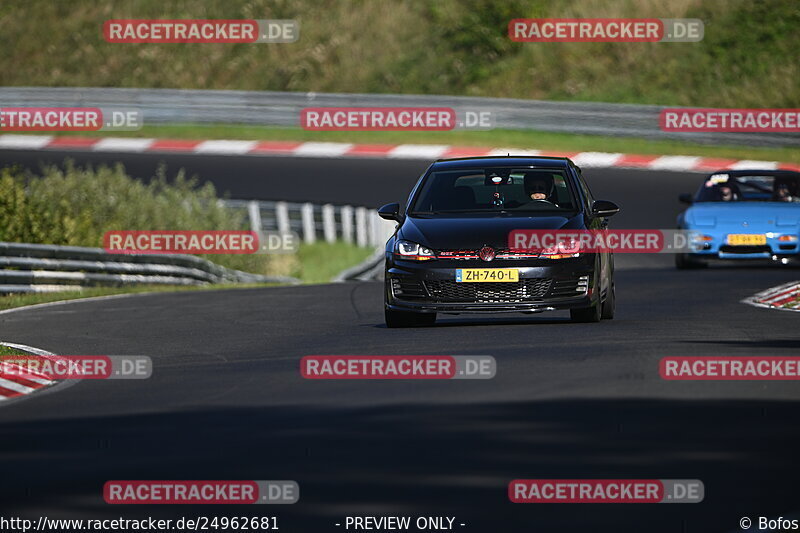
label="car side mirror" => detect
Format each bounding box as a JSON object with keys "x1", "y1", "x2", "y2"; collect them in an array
[
  {"x1": 591, "y1": 200, "x2": 620, "y2": 217},
  {"x1": 679, "y1": 193, "x2": 693, "y2": 205},
  {"x1": 378, "y1": 202, "x2": 402, "y2": 221}
]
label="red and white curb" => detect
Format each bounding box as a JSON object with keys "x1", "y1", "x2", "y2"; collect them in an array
[
  {"x1": 1, "y1": 134, "x2": 798, "y2": 173},
  {"x1": 742, "y1": 281, "x2": 800, "y2": 312},
  {"x1": 0, "y1": 341, "x2": 59, "y2": 402}
]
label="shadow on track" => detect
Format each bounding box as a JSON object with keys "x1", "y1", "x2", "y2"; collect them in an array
[{"x1": 1, "y1": 399, "x2": 798, "y2": 533}]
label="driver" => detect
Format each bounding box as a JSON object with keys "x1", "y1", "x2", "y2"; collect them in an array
[
  {"x1": 718, "y1": 184, "x2": 735, "y2": 202},
  {"x1": 524, "y1": 173, "x2": 555, "y2": 202}
]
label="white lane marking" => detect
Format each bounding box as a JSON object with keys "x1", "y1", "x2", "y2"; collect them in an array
[
  {"x1": 648, "y1": 156, "x2": 701, "y2": 171},
  {"x1": 571, "y1": 152, "x2": 624, "y2": 168},
  {"x1": 293, "y1": 142, "x2": 354, "y2": 157},
  {"x1": 0, "y1": 134, "x2": 54, "y2": 149},
  {"x1": 11, "y1": 372, "x2": 54, "y2": 386},
  {"x1": 0, "y1": 377, "x2": 36, "y2": 394},
  {"x1": 0, "y1": 134, "x2": 792, "y2": 175},
  {"x1": 486, "y1": 148, "x2": 542, "y2": 156},
  {"x1": 194, "y1": 140, "x2": 258, "y2": 154},
  {"x1": 0, "y1": 292, "x2": 149, "y2": 317},
  {"x1": 0, "y1": 361, "x2": 55, "y2": 384},
  {"x1": 93, "y1": 137, "x2": 155, "y2": 152},
  {"x1": 388, "y1": 144, "x2": 449, "y2": 159},
  {"x1": 728, "y1": 160, "x2": 779, "y2": 170}
]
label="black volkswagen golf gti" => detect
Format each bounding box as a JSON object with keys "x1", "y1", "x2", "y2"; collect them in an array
[{"x1": 378, "y1": 156, "x2": 620, "y2": 327}]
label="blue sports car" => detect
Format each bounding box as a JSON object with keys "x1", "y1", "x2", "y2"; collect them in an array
[{"x1": 676, "y1": 169, "x2": 800, "y2": 268}]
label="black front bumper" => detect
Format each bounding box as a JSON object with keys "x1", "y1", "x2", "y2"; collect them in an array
[{"x1": 385, "y1": 255, "x2": 599, "y2": 314}]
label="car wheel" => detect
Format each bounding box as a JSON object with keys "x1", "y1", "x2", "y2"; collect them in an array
[
  {"x1": 601, "y1": 283, "x2": 615, "y2": 320},
  {"x1": 570, "y1": 299, "x2": 602, "y2": 323},
  {"x1": 385, "y1": 308, "x2": 436, "y2": 328},
  {"x1": 675, "y1": 253, "x2": 707, "y2": 269}
]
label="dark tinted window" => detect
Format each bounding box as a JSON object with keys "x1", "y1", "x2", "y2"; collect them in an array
[
  {"x1": 695, "y1": 173, "x2": 800, "y2": 203},
  {"x1": 410, "y1": 167, "x2": 577, "y2": 215}
]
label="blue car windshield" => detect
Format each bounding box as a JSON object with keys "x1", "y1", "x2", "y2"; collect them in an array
[
  {"x1": 695, "y1": 174, "x2": 800, "y2": 203},
  {"x1": 410, "y1": 167, "x2": 578, "y2": 215}
]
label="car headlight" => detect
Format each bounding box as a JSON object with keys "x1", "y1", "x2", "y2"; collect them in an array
[
  {"x1": 395, "y1": 240, "x2": 436, "y2": 261},
  {"x1": 539, "y1": 237, "x2": 581, "y2": 259}
]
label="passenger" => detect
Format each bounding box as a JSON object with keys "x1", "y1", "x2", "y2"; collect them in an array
[{"x1": 774, "y1": 182, "x2": 799, "y2": 202}]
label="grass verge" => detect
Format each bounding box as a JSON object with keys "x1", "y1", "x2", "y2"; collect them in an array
[
  {"x1": 294, "y1": 241, "x2": 375, "y2": 284},
  {"x1": 0, "y1": 345, "x2": 28, "y2": 356},
  {"x1": 36, "y1": 125, "x2": 800, "y2": 165}
]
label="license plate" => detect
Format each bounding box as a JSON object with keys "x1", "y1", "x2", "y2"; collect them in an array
[
  {"x1": 726, "y1": 234, "x2": 766, "y2": 246},
  {"x1": 456, "y1": 268, "x2": 519, "y2": 282}
]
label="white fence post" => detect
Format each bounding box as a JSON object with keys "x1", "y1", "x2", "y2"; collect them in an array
[
  {"x1": 301, "y1": 203, "x2": 316, "y2": 244},
  {"x1": 355, "y1": 207, "x2": 368, "y2": 248},
  {"x1": 381, "y1": 218, "x2": 395, "y2": 243},
  {"x1": 341, "y1": 205, "x2": 354, "y2": 244},
  {"x1": 368, "y1": 213, "x2": 379, "y2": 246},
  {"x1": 275, "y1": 202, "x2": 290, "y2": 234},
  {"x1": 247, "y1": 201, "x2": 262, "y2": 233},
  {"x1": 322, "y1": 204, "x2": 336, "y2": 243}
]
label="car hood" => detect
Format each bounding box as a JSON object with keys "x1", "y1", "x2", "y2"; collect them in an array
[
  {"x1": 399, "y1": 213, "x2": 583, "y2": 249},
  {"x1": 685, "y1": 203, "x2": 800, "y2": 230}
]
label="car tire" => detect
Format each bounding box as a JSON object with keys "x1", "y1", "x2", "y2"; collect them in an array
[
  {"x1": 675, "y1": 253, "x2": 707, "y2": 269},
  {"x1": 601, "y1": 283, "x2": 615, "y2": 320},
  {"x1": 570, "y1": 299, "x2": 602, "y2": 323},
  {"x1": 385, "y1": 308, "x2": 437, "y2": 328}
]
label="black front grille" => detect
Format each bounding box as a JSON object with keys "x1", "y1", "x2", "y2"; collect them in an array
[
  {"x1": 719, "y1": 245, "x2": 771, "y2": 254},
  {"x1": 549, "y1": 278, "x2": 585, "y2": 297},
  {"x1": 392, "y1": 278, "x2": 427, "y2": 299},
  {"x1": 437, "y1": 248, "x2": 539, "y2": 260},
  {"x1": 424, "y1": 279, "x2": 551, "y2": 303}
]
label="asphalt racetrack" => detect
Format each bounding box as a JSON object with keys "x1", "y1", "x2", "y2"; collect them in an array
[{"x1": 1, "y1": 149, "x2": 799, "y2": 532}]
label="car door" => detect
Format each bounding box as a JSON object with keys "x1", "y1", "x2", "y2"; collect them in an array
[{"x1": 573, "y1": 164, "x2": 612, "y2": 296}]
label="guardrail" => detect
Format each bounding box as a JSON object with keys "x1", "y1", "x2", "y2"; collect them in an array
[
  {"x1": 0, "y1": 201, "x2": 395, "y2": 293},
  {"x1": 223, "y1": 199, "x2": 396, "y2": 247},
  {"x1": 332, "y1": 247, "x2": 385, "y2": 282},
  {"x1": 2, "y1": 87, "x2": 797, "y2": 147},
  {"x1": 0, "y1": 242, "x2": 298, "y2": 294}
]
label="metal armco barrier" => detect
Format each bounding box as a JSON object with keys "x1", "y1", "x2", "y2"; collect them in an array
[
  {"x1": 0, "y1": 201, "x2": 396, "y2": 293},
  {"x1": 1, "y1": 87, "x2": 796, "y2": 147},
  {"x1": 0, "y1": 242, "x2": 298, "y2": 294}
]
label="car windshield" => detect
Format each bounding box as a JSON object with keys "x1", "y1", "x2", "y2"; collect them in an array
[
  {"x1": 694, "y1": 173, "x2": 800, "y2": 203},
  {"x1": 410, "y1": 167, "x2": 577, "y2": 215}
]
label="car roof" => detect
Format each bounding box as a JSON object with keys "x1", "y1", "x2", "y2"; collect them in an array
[{"x1": 431, "y1": 156, "x2": 572, "y2": 170}]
